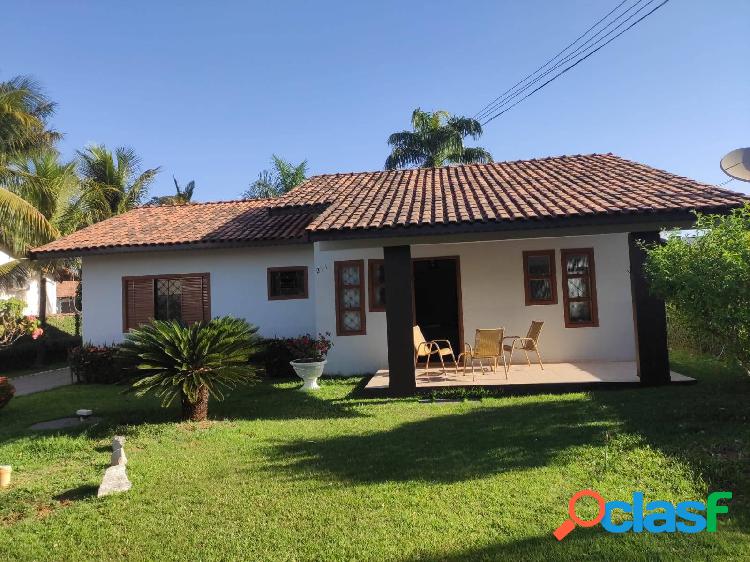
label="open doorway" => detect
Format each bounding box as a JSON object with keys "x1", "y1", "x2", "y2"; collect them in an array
[{"x1": 412, "y1": 257, "x2": 463, "y2": 354}]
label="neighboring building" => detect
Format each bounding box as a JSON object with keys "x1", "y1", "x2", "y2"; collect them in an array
[
  {"x1": 30, "y1": 154, "x2": 747, "y2": 389},
  {"x1": 0, "y1": 249, "x2": 58, "y2": 316}
]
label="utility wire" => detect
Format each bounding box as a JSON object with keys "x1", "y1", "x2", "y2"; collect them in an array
[
  {"x1": 474, "y1": 0, "x2": 636, "y2": 121},
  {"x1": 478, "y1": 0, "x2": 671, "y2": 126},
  {"x1": 475, "y1": 0, "x2": 651, "y2": 122}
]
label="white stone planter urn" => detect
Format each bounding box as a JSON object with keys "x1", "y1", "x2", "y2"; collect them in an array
[{"x1": 290, "y1": 359, "x2": 327, "y2": 391}]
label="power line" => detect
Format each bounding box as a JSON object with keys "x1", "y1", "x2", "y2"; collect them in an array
[
  {"x1": 475, "y1": 0, "x2": 652, "y2": 122},
  {"x1": 478, "y1": 0, "x2": 671, "y2": 126},
  {"x1": 474, "y1": 0, "x2": 635, "y2": 121},
  {"x1": 478, "y1": 0, "x2": 663, "y2": 123}
]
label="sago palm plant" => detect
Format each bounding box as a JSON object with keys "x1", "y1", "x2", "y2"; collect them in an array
[{"x1": 120, "y1": 316, "x2": 261, "y2": 421}]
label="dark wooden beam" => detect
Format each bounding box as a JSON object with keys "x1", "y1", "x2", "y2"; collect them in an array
[
  {"x1": 383, "y1": 245, "x2": 416, "y2": 395},
  {"x1": 628, "y1": 232, "x2": 671, "y2": 385}
]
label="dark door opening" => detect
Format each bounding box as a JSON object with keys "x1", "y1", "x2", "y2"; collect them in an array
[{"x1": 412, "y1": 257, "x2": 462, "y2": 354}]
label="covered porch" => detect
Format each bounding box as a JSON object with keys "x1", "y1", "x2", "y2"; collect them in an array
[
  {"x1": 375, "y1": 229, "x2": 674, "y2": 396},
  {"x1": 366, "y1": 361, "x2": 695, "y2": 392}
]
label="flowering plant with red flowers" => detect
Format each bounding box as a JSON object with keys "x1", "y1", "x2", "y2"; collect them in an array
[
  {"x1": 0, "y1": 298, "x2": 43, "y2": 347},
  {"x1": 285, "y1": 332, "x2": 333, "y2": 362}
]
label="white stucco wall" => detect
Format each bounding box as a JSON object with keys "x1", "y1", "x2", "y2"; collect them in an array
[
  {"x1": 315, "y1": 233, "x2": 636, "y2": 374},
  {"x1": 79, "y1": 233, "x2": 637, "y2": 375},
  {"x1": 81, "y1": 245, "x2": 315, "y2": 345}
]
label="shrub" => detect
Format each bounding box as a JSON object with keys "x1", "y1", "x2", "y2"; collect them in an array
[
  {"x1": 0, "y1": 377, "x2": 14, "y2": 410},
  {"x1": 257, "y1": 338, "x2": 296, "y2": 377},
  {"x1": 645, "y1": 205, "x2": 750, "y2": 367},
  {"x1": 69, "y1": 344, "x2": 134, "y2": 384},
  {"x1": 120, "y1": 317, "x2": 262, "y2": 421},
  {"x1": 0, "y1": 334, "x2": 81, "y2": 371}
]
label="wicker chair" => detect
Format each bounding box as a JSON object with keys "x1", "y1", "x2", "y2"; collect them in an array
[
  {"x1": 413, "y1": 325, "x2": 458, "y2": 375},
  {"x1": 504, "y1": 321, "x2": 545, "y2": 370},
  {"x1": 458, "y1": 328, "x2": 507, "y2": 379}
]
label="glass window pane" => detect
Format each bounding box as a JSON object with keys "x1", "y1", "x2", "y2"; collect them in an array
[
  {"x1": 529, "y1": 279, "x2": 552, "y2": 301},
  {"x1": 342, "y1": 287, "x2": 360, "y2": 308},
  {"x1": 566, "y1": 254, "x2": 590, "y2": 275},
  {"x1": 568, "y1": 301, "x2": 592, "y2": 323},
  {"x1": 342, "y1": 310, "x2": 361, "y2": 331},
  {"x1": 155, "y1": 278, "x2": 182, "y2": 322},
  {"x1": 527, "y1": 255, "x2": 551, "y2": 276},
  {"x1": 374, "y1": 286, "x2": 386, "y2": 307},
  {"x1": 375, "y1": 263, "x2": 386, "y2": 284},
  {"x1": 341, "y1": 266, "x2": 360, "y2": 285},
  {"x1": 567, "y1": 277, "x2": 589, "y2": 299}
]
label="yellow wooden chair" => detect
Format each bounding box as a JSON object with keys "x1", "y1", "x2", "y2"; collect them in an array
[
  {"x1": 458, "y1": 328, "x2": 507, "y2": 379},
  {"x1": 413, "y1": 325, "x2": 458, "y2": 375},
  {"x1": 503, "y1": 321, "x2": 545, "y2": 370}
]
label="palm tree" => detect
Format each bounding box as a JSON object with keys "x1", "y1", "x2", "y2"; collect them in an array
[
  {"x1": 0, "y1": 76, "x2": 61, "y2": 168},
  {"x1": 148, "y1": 177, "x2": 196, "y2": 206},
  {"x1": 242, "y1": 155, "x2": 307, "y2": 199},
  {"x1": 0, "y1": 76, "x2": 75, "y2": 323},
  {"x1": 385, "y1": 108, "x2": 493, "y2": 170},
  {"x1": 75, "y1": 144, "x2": 160, "y2": 224},
  {"x1": 0, "y1": 150, "x2": 79, "y2": 321}
]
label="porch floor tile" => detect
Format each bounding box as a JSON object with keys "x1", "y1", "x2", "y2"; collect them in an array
[{"x1": 365, "y1": 361, "x2": 694, "y2": 390}]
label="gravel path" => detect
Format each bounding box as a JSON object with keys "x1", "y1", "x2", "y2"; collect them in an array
[{"x1": 11, "y1": 368, "x2": 72, "y2": 396}]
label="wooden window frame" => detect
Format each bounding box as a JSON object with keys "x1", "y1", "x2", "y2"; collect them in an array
[
  {"x1": 522, "y1": 250, "x2": 558, "y2": 306},
  {"x1": 334, "y1": 260, "x2": 366, "y2": 336},
  {"x1": 368, "y1": 259, "x2": 386, "y2": 312},
  {"x1": 560, "y1": 248, "x2": 599, "y2": 328},
  {"x1": 267, "y1": 266, "x2": 309, "y2": 301},
  {"x1": 122, "y1": 272, "x2": 210, "y2": 332}
]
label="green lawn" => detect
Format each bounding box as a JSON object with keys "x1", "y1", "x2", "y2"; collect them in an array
[{"x1": 1, "y1": 351, "x2": 748, "y2": 561}]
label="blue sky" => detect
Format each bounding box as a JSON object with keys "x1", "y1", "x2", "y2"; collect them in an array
[{"x1": 3, "y1": 0, "x2": 748, "y2": 200}]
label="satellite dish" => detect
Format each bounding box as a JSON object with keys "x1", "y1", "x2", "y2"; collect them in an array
[{"x1": 720, "y1": 148, "x2": 750, "y2": 182}]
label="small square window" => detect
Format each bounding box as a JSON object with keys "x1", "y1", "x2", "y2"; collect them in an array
[{"x1": 268, "y1": 267, "x2": 308, "y2": 300}]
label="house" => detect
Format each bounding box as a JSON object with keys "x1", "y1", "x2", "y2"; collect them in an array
[
  {"x1": 0, "y1": 249, "x2": 57, "y2": 316},
  {"x1": 30, "y1": 154, "x2": 747, "y2": 393}
]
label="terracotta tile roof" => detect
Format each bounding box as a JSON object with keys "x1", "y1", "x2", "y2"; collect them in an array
[
  {"x1": 278, "y1": 153, "x2": 747, "y2": 235},
  {"x1": 31, "y1": 153, "x2": 747, "y2": 256},
  {"x1": 31, "y1": 200, "x2": 313, "y2": 256}
]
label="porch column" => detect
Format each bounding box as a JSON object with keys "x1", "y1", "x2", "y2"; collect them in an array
[
  {"x1": 383, "y1": 245, "x2": 416, "y2": 395},
  {"x1": 628, "y1": 232, "x2": 670, "y2": 385}
]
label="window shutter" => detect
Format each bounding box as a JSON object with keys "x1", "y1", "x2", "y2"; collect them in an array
[
  {"x1": 181, "y1": 275, "x2": 210, "y2": 325},
  {"x1": 123, "y1": 278, "x2": 155, "y2": 331}
]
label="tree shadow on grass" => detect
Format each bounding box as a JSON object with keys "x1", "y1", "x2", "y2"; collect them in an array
[
  {"x1": 590, "y1": 359, "x2": 750, "y2": 531},
  {"x1": 399, "y1": 528, "x2": 742, "y2": 562},
  {"x1": 268, "y1": 398, "x2": 604, "y2": 484}
]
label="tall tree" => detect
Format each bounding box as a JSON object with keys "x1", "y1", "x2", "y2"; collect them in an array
[
  {"x1": 149, "y1": 176, "x2": 196, "y2": 206},
  {"x1": 242, "y1": 155, "x2": 307, "y2": 199},
  {"x1": 75, "y1": 144, "x2": 160, "y2": 224},
  {"x1": 385, "y1": 108, "x2": 492, "y2": 170},
  {"x1": 0, "y1": 76, "x2": 60, "y2": 168},
  {"x1": 0, "y1": 76, "x2": 73, "y2": 322},
  {"x1": 0, "y1": 150, "x2": 79, "y2": 321}
]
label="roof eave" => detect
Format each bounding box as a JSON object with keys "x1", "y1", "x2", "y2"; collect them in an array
[
  {"x1": 29, "y1": 236, "x2": 311, "y2": 260},
  {"x1": 306, "y1": 207, "x2": 737, "y2": 242}
]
